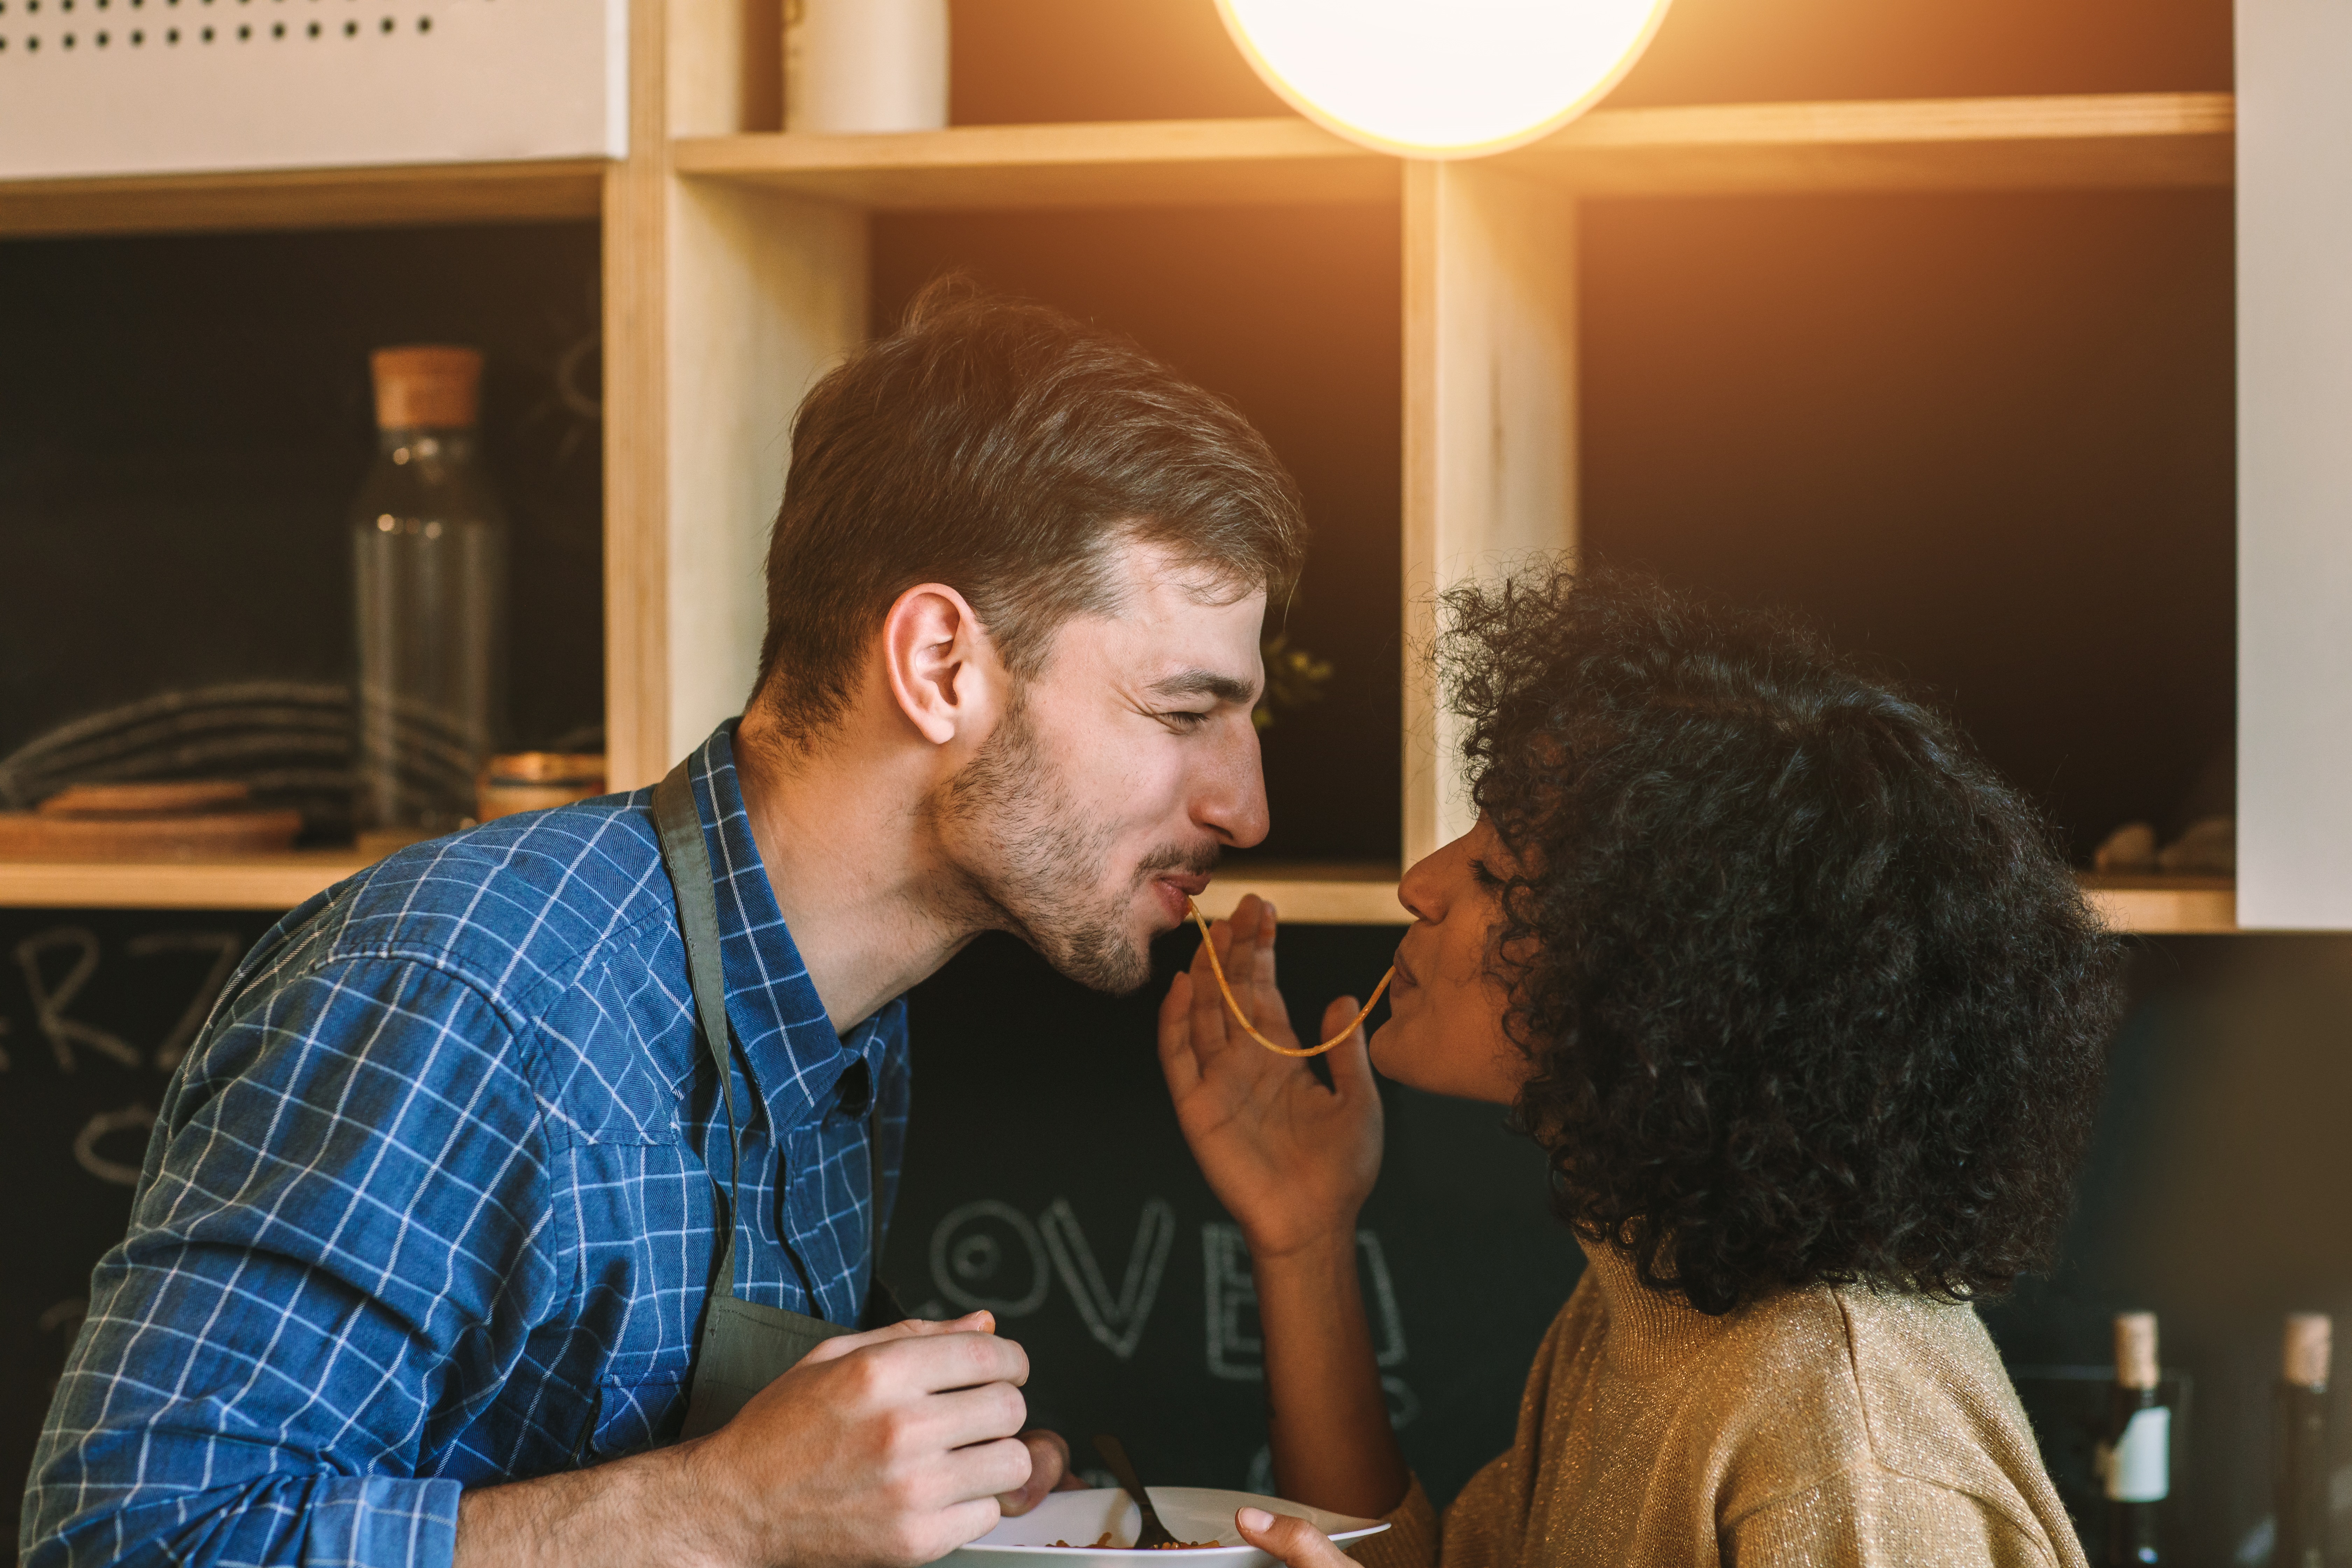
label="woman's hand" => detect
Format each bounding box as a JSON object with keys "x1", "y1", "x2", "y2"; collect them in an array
[
  {"x1": 1234, "y1": 1507, "x2": 1359, "y2": 1568},
  {"x1": 996, "y1": 1429, "x2": 1088, "y2": 1516},
  {"x1": 1158, "y1": 895, "x2": 1382, "y2": 1260}
]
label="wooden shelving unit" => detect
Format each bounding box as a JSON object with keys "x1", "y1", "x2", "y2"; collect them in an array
[{"x1": 0, "y1": 0, "x2": 2265, "y2": 935}]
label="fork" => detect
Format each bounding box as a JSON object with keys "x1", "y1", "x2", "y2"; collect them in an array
[{"x1": 1092, "y1": 1433, "x2": 1179, "y2": 1549}]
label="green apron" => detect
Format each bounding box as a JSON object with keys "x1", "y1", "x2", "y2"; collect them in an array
[{"x1": 652, "y1": 762, "x2": 890, "y2": 1442}]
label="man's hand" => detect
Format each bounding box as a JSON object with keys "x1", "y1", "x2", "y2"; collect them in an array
[
  {"x1": 1233, "y1": 1507, "x2": 1357, "y2": 1568},
  {"x1": 1158, "y1": 895, "x2": 1383, "y2": 1262},
  {"x1": 455, "y1": 1311, "x2": 1040, "y2": 1568},
  {"x1": 690, "y1": 1312, "x2": 1032, "y2": 1566}
]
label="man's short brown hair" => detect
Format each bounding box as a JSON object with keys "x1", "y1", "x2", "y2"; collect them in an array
[{"x1": 751, "y1": 280, "x2": 1308, "y2": 737}]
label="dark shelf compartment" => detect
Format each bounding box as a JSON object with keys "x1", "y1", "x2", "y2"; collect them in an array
[
  {"x1": 1579, "y1": 184, "x2": 2235, "y2": 864},
  {"x1": 0, "y1": 221, "x2": 607, "y2": 838}
]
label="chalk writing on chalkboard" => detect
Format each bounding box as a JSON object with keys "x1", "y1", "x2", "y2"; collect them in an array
[
  {"x1": 15, "y1": 928, "x2": 139, "y2": 1071},
  {"x1": 8, "y1": 921, "x2": 247, "y2": 1196},
  {"x1": 924, "y1": 1197, "x2": 1181, "y2": 1363},
  {"x1": 73, "y1": 1105, "x2": 158, "y2": 1186},
  {"x1": 10, "y1": 923, "x2": 243, "y2": 1078},
  {"x1": 127, "y1": 931, "x2": 245, "y2": 1071},
  {"x1": 1204, "y1": 1222, "x2": 1419, "y2": 1496},
  {"x1": 1204, "y1": 1223, "x2": 1408, "y2": 1378},
  {"x1": 928, "y1": 1199, "x2": 1054, "y2": 1318},
  {"x1": 1041, "y1": 1197, "x2": 1176, "y2": 1361},
  {"x1": 914, "y1": 1198, "x2": 1421, "y2": 1461}
]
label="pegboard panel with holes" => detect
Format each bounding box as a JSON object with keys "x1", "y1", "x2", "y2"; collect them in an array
[{"x1": 0, "y1": 0, "x2": 624, "y2": 180}]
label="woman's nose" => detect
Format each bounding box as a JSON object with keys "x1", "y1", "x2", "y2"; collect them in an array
[{"x1": 1396, "y1": 844, "x2": 1451, "y2": 924}]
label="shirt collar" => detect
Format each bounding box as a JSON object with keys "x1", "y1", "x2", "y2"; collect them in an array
[{"x1": 684, "y1": 722, "x2": 896, "y2": 1133}]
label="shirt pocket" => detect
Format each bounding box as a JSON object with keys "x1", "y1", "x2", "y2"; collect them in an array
[
  {"x1": 586, "y1": 1370, "x2": 691, "y2": 1460},
  {"x1": 564, "y1": 1141, "x2": 709, "y2": 1389}
]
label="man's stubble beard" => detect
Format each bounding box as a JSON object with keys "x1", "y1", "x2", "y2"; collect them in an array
[{"x1": 930, "y1": 695, "x2": 1212, "y2": 995}]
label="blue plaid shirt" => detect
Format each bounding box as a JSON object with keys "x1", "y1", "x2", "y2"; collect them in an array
[{"x1": 22, "y1": 726, "x2": 911, "y2": 1568}]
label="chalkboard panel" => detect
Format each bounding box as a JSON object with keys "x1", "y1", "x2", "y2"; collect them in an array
[{"x1": 0, "y1": 908, "x2": 288, "y2": 1537}]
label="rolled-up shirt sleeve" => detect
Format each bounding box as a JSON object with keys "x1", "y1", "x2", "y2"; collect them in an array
[{"x1": 21, "y1": 954, "x2": 560, "y2": 1568}]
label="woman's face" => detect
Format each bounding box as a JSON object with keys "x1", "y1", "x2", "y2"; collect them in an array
[{"x1": 1368, "y1": 817, "x2": 1529, "y2": 1105}]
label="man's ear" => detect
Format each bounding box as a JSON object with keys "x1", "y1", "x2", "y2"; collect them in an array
[{"x1": 881, "y1": 583, "x2": 1001, "y2": 746}]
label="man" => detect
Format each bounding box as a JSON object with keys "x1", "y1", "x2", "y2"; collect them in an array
[{"x1": 24, "y1": 284, "x2": 1305, "y2": 1568}]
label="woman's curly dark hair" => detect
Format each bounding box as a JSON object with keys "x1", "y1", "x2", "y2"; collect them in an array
[{"x1": 1443, "y1": 565, "x2": 2124, "y2": 1315}]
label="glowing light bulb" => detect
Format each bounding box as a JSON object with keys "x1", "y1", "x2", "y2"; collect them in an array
[{"x1": 1215, "y1": 0, "x2": 1674, "y2": 159}]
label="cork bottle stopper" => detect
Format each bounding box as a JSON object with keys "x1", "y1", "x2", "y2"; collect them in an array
[
  {"x1": 2284, "y1": 1313, "x2": 2332, "y2": 1389},
  {"x1": 371, "y1": 345, "x2": 483, "y2": 429},
  {"x1": 2114, "y1": 1312, "x2": 2159, "y2": 1390}
]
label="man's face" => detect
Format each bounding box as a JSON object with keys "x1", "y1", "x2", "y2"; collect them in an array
[{"x1": 936, "y1": 541, "x2": 1270, "y2": 994}]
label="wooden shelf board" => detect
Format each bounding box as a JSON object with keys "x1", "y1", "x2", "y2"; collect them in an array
[
  {"x1": 676, "y1": 118, "x2": 1394, "y2": 210},
  {"x1": 1194, "y1": 863, "x2": 1405, "y2": 926},
  {"x1": 1502, "y1": 92, "x2": 2233, "y2": 196},
  {"x1": 676, "y1": 93, "x2": 2231, "y2": 212},
  {"x1": 2080, "y1": 874, "x2": 2238, "y2": 934},
  {"x1": 1195, "y1": 870, "x2": 2239, "y2": 932},
  {"x1": 0, "y1": 853, "x2": 371, "y2": 910},
  {"x1": 0, "y1": 862, "x2": 2239, "y2": 932},
  {"x1": 0, "y1": 158, "x2": 606, "y2": 240}
]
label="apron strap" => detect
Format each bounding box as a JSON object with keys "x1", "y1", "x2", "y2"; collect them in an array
[
  {"x1": 864, "y1": 1097, "x2": 895, "y2": 1324},
  {"x1": 653, "y1": 757, "x2": 890, "y2": 1313},
  {"x1": 653, "y1": 762, "x2": 747, "y2": 1305}
]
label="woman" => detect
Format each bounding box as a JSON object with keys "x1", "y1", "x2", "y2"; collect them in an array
[{"x1": 1164, "y1": 568, "x2": 2121, "y2": 1568}]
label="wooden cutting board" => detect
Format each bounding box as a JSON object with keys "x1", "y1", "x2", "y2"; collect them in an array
[
  {"x1": 0, "y1": 811, "x2": 306, "y2": 859},
  {"x1": 1, "y1": 780, "x2": 303, "y2": 859}
]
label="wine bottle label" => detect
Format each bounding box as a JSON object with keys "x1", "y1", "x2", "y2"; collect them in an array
[{"x1": 2095, "y1": 1406, "x2": 2171, "y2": 1502}]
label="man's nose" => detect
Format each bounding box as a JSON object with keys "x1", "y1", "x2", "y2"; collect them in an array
[{"x1": 1199, "y1": 723, "x2": 1271, "y2": 848}]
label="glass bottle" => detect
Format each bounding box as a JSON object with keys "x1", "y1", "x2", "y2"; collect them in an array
[
  {"x1": 2277, "y1": 1313, "x2": 2332, "y2": 1568},
  {"x1": 2099, "y1": 1311, "x2": 2169, "y2": 1566},
  {"x1": 351, "y1": 345, "x2": 508, "y2": 849}
]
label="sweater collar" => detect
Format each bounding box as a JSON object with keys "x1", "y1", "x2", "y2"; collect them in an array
[{"x1": 1576, "y1": 1230, "x2": 1742, "y2": 1377}]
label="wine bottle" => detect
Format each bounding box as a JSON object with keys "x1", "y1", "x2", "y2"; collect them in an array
[
  {"x1": 2276, "y1": 1312, "x2": 2331, "y2": 1568},
  {"x1": 2098, "y1": 1311, "x2": 2168, "y2": 1566}
]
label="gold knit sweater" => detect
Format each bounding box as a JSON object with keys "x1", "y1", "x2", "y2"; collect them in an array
[{"x1": 1355, "y1": 1238, "x2": 2086, "y2": 1568}]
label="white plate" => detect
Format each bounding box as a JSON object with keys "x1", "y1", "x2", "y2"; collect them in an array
[{"x1": 941, "y1": 1486, "x2": 1392, "y2": 1568}]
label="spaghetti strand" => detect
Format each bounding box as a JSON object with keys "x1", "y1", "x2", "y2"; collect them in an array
[{"x1": 1186, "y1": 895, "x2": 1394, "y2": 1058}]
